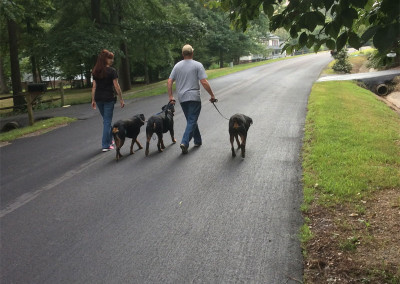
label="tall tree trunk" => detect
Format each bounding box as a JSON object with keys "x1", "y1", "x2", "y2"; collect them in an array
[
  {"x1": 7, "y1": 19, "x2": 25, "y2": 109},
  {"x1": 30, "y1": 55, "x2": 41, "y2": 83},
  {"x1": 91, "y1": 0, "x2": 101, "y2": 27},
  {"x1": 0, "y1": 57, "x2": 10, "y2": 94},
  {"x1": 27, "y1": 20, "x2": 41, "y2": 83},
  {"x1": 119, "y1": 41, "x2": 131, "y2": 91},
  {"x1": 144, "y1": 47, "x2": 149, "y2": 85},
  {"x1": 219, "y1": 48, "x2": 224, "y2": 68},
  {"x1": 107, "y1": 1, "x2": 131, "y2": 91}
]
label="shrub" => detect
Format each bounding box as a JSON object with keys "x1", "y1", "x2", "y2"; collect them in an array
[{"x1": 332, "y1": 49, "x2": 352, "y2": 73}]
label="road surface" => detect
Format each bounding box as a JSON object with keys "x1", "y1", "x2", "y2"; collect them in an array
[{"x1": 1, "y1": 53, "x2": 332, "y2": 283}]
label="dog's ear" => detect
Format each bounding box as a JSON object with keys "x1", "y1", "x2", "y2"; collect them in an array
[{"x1": 244, "y1": 115, "x2": 253, "y2": 125}]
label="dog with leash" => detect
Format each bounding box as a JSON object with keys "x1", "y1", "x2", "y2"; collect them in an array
[
  {"x1": 210, "y1": 101, "x2": 253, "y2": 158},
  {"x1": 229, "y1": 113, "x2": 253, "y2": 158},
  {"x1": 112, "y1": 114, "x2": 145, "y2": 161},
  {"x1": 145, "y1": 101, "x2": 177, "y2": 156}
]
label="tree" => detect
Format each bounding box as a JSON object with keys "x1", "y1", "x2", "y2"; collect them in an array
[
  {"x1": 332, "y1": 49, "x2": 352, "y2": 73},
  {"x1": 7, "y1": 18, "x2": 24, "y2": 108},
  {"x1": 213, "y1": 0, "x2": 400, "y2": 63}
]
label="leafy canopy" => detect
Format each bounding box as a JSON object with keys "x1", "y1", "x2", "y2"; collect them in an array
[{"x1": 208, "y1": 0, "x2": 400, "y2": 56}]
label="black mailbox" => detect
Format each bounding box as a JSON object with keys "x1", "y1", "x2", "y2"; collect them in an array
[{"x1": 27, "y1": 83, "x2": 47, "y2": 93}]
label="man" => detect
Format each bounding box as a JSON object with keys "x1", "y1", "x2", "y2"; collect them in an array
[{"x1": 168, "y1": 44, "x2": 217, "y2": 154}]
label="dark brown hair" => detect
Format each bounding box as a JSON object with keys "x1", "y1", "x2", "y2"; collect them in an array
[{"x1": 92, "y1": 49, "x2": 114, "y2": 79}]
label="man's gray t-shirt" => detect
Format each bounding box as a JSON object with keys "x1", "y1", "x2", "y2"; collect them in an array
[{"x1": 169, "y1": 59, "x2": 207, "y2": 103}]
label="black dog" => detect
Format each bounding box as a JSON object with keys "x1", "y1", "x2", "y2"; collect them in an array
[
  {"x1": 229, "y1": 113, "x2": 253, "y2": 158},
  {"x1": 112, "y1": 114, "x2": 145, "y2": 161},
  {"x1": 145, "y1": 102, "x2": 176, "y2": 156}
]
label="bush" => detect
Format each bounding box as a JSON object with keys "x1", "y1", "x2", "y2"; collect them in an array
[{"x1": 332, "y1": 49, "x2": 352, "y2": 73}]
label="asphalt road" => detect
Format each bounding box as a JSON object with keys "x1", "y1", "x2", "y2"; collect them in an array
[{"x1": 1, "y1": 53, "x2": 332, "y2": 283}]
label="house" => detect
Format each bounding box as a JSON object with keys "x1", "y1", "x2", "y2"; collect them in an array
[{"x1": 239, "y1": 34, "x2": 286, "y2": 63}]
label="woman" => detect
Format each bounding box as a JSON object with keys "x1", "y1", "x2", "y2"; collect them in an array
[{"x1": 91, "y1": 49, "x2": 125, "y2": 152}]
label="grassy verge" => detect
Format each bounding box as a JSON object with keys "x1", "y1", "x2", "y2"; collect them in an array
[
  {"x1": 303, "y1": 81, "x2": 400, "y2": 205},
  {"x1": 302, "y1": 81, "x2": 400, "y2": 282},
  {"x1": 0, "y1": 117, "x2": 77, "y2": 142}
]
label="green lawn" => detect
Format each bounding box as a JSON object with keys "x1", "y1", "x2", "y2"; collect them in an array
[{"x1": 302, "y1": 81, "x2": 400, "y2": 207}]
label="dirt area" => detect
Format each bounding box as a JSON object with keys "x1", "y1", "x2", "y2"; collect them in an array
[
  {"x1": 385, "y1": 76, "x2": 400, "y2": 113},
  {"x1": 304, "y1": 189, "x2": 400, "y2": 283}
]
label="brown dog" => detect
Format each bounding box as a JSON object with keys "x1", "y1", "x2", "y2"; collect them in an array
[
  {"x1": 112, "y1": 114, "x2": 145, "y2": 161},
  {"x1": 229, "y1": 113, "x2": 253, "y2": 158}
]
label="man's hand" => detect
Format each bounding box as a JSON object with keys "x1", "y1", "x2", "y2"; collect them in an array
[
  {"x1": 209, "y1": 97, "x2": 218, "y2": 103},
  {"x1": 169, "y1": 98, "x2": 176, "y2": 105}
]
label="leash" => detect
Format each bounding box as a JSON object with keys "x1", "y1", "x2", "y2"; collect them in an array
[{"x1": 211, "y1": 99, "x2": 229, "y2": 120}]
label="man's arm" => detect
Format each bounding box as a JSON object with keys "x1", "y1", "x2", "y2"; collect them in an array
[
  {"x1": 200, "y1": 79, "x2": 216, "y2": 102},
  {"x1": 167, "y1": 78, "x2": 175, "y2": 102}
]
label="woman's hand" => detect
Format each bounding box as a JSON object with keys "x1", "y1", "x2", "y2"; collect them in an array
[
  {"x1": 120, "y1": 99, "x2": 125, "y2": 108},
  {"x1": 91, "y1": 101, "x2": 96, "y2": 109}
]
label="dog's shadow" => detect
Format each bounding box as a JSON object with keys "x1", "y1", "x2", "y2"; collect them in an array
[{"x1": 141, "y1": 142, "x2": 176, "y2": 158}]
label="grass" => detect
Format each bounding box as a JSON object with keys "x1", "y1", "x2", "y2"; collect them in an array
[
  {"x1": 0, "y1": 117, "x2": 76, "y2": 142},
  {"x1": 302, "y1": 81, "x2": 400, "y2": 206}
]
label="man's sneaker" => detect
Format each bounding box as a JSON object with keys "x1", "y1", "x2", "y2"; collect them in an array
[
  {"x1": 180, "y1": 144, "x2": 188, "y2": 154},
  {"x1": 194, "y1": 143, "x2": 202, "y2": 147},
  {"x1": 102, "y1": 145, "x2": 115, "y2": 152}
]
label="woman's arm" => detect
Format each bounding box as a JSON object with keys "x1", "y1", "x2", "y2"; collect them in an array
[
  {"x1": 113, "y1": 79, "x2": 125, "y2": 108},
  {"x1": 91, "y1": 80, "x2": 96, "y2": 109}
]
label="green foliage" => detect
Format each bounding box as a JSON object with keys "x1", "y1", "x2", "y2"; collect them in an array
[
  {"x1": 214, "y1": 0, "x2": 400, "y2": 64},
  {"x1": 3, "y1": 0, "x2": 283, "y2": 96},
  {"x1": 332, "y1": 49, "x2": 352, "y2": 73},
  {"x1": 339, "y1": 236, "x2": 360, "y2": 251}
]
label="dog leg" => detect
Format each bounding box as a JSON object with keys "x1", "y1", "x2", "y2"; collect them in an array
[
  {"x1": 145, "y1": 133, "x2": 151, "y2": 156},
  {"x1": 116, "y1": 148, "x2": 121, "y2": 161},
  {"x1": 240, "y1": 134, "x2": 246, "y2": 158},
  {"x1": 157, "y1": 133, "x2": 164, "y2": 152},
  {"x1": 170, "y1": 130, "x2": 176, "y2": 144},
  {"x1": 230, "y1": 134, "x2": 236, "y2": 157},
  {"x1": 130, "y1": 139, "x2": 135, "y2": 155},
  {"x1": 114, "y1": 136, "x2": 124, "y2": 161},
  {"x1": 235, "y1": 134, "x2": 241, "y2": 149},
  {"x1": 136, "y1": 139, "x2": 143, "y2": 150}
]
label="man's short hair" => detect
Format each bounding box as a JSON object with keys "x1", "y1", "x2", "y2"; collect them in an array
[{"x1": 182, "y1": 44, "x2": 194, "y2": 56}]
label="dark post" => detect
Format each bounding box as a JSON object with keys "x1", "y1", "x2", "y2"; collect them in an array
[{"x1": 26, "y1": 83, "x2": 46, "y2": 126}]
